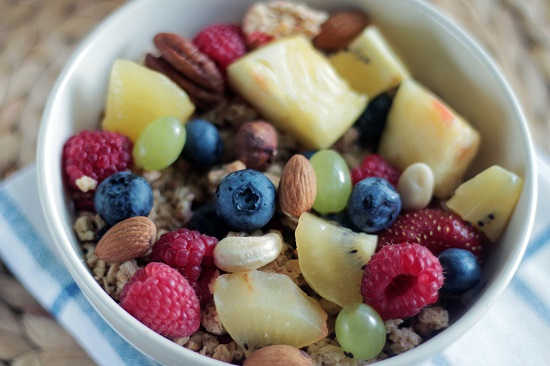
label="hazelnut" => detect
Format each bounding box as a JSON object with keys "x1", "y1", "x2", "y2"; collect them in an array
[
  {"x1": 235, "y1": 121, "x2": 278, "y2": 171},
  {"x1": 243, "y1": 345, "x2": 313, "y2": 366}
]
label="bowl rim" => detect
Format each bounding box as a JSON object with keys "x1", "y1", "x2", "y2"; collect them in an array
[{"x1": 36, "y1": 0, "x2": 538, "y2": 365}]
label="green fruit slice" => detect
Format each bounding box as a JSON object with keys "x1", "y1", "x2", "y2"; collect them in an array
[{"x1": 295, "y1": 213, "x2": 377, "y2": 307}]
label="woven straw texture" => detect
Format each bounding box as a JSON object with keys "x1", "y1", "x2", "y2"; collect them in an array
[{"x1": 0, "y1": 0, "x2": 549, "y2": 364}]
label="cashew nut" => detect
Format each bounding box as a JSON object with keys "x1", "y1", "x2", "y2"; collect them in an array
[{"x1": 213, "y1": 232, "x2": 283, "y2": 272}]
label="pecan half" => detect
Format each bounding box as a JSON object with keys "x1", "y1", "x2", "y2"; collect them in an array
[
  {"x1": 145, "y1": 54, "x2": 224, "y2": 110},
  {"x1": 153, "y1": 33, "x2": 224, "y2": 94}
]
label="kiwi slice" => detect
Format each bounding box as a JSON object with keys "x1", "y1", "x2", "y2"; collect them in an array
[{"x1": 296, "y1": 212, "x2": 377, "y2": 308}]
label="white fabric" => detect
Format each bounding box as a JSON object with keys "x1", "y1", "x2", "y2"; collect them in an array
[{"x1": 1, "y1": 158, "x2": 549, "y2": 366}]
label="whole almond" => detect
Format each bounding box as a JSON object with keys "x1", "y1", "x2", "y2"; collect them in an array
[
  {"x1": 244, "y1": 345, "x2": 313, "y2": 366},
  {"x1": 313, "y1": 11, "x2": 370, "y2": 52},
  {"x1": 278, "y1": 154, "x2": 316, "y2": 217},
  {"x1": 95, "y1": 216, "x2": 156, "y2": 263}
]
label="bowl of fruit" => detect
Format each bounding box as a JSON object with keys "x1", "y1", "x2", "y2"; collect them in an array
[{"x1": 37, "y1": 0, "x2": 537, "y2": 365}]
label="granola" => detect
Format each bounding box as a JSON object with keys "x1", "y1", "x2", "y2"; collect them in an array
[{"x1": 62, "y1": 1, "x2": 490, "y2": 364}]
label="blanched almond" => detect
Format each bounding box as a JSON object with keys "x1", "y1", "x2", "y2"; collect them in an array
[{"x1": 95, "y1": 216, "x2": 156, "y2": 263}]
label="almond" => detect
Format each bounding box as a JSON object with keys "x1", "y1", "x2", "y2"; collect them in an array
[
  {"x1": 278, "y1": 154, "x2": 316, "y2": 217},
  {"x1": 95, "y1": 216, "x2": 156, "y2": 263},
  {"x1": 243, "y1": 345, "x2": 313, "y2": 366},
  {"x1": 313, "y1": 11, "x2": 370, "y2": 52}
]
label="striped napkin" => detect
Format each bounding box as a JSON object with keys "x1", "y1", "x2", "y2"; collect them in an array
[{"x1": 0, "y1": 157, "x2": 549, "y2": 366}]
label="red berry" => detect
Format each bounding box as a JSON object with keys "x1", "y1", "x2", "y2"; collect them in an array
[
  {"x1": 193, "y1": 24, "x2": 247, "y2": 73},
  {"x1": 62, "y1": 130, "x2": 133, "y2": 193},
  {"x1": 245, "y1": 31, "x2": 274, "y2": 49},
  {"x1": 361, "y1": 243, "x2": 444, "y2": 320},
  {"x1": 351, "y1": 154, "x2": 400, "y2": 187},
  {"x1": 120, "y1": 262, "x2": 200, "y2": 338},
  {"x1": 193, "y1": 259, "x2": 220, "y2": 306},
  {"x1": 150, "y1": 228, "x2": 218, "y2": 283},
  {"x1": 378, "y1": 208, "x2": 489, "y2": 261}
]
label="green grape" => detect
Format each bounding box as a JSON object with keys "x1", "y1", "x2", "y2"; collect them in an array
[
  {"x1": 335, "y1": 303, "x2": 385, "y2": 360},
  {"x1": 133, "y1": 116, "x2": 186, "y2": 171},
  {"x1": 310, "y1": 149, "x2": 352, "y2": 214}
]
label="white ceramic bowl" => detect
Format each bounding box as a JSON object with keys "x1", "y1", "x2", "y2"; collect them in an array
[{"x1": 37, "y1": 0, "x2": 538, "y2": 365}]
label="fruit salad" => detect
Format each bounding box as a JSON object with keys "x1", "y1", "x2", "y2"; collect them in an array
[{"x1": 64, "y1": 1, "x2": 524, "y2": 365}]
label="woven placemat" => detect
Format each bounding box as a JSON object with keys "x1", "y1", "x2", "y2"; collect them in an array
[{"x1": 0, "y1": 0, "x2": 548, "y2": 364}]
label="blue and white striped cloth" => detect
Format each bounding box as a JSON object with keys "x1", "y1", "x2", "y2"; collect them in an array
[{"x1": 1, "y1": 158, "x2": 549, "y2": 366}]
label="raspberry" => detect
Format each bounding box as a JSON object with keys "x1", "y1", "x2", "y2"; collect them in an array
[
  {"x1": 193, "y1": 24, "x2": 247, "y2": 73},
  {"x1": 150, "y1": 228, "x2": 218, "y2": 283},
  {"x1": 378, "y1": 207, "x2": 489, "y2": 261},
  {"x1": 120, "y1": 262, "x2": 200, "y2": 338},
  {"x1": 245, "y1": 31, "x2": 274, "y2": 49},
  {"x1": 192, "y1": 258, "x2": 220, "y2": 306},
  {"x1": 62, "y1": 130, "x2": 133, "y2": 193},
  {"x1": 351, "y1": 154, "x2": 400, "y2": 187},
  {"x1": 361, "y1": 243, "x2": 444, "y2": 320}
]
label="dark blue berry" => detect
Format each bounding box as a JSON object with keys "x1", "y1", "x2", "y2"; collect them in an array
[
  {"x1": 346, "y1": 177, "x2": 401, "y2": 233},
  {"x1": 353, "y1": 93, "x2": 392, "y2": 149},
  {"x1": 96, "y1": 225, "x2": 111, "y2": 242},
  {"x1": 187, "y1": 202, "x2": 230, "y2": 240},
  {"x1": 182, "y1": 119, "x2": 223, "y2": 167},
  {"x1": 93, "y1": 172, "x2": 154, "y2": 226},
  {"x1": 301, "y1": 150, "x2": 317, "y2": 160},
  {"x1": 215, "y1": 169, "x2": 276, "y2": 231},
  {"x1": 438, "y1": 248, "x2": 482, "y2": 294},
  {"x1": 321, "y1": 211, "x2": 358, "y2": 231}
]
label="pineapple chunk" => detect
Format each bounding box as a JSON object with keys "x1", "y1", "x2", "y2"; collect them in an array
[
  {"x1": 329, "y1": 26, "x2": 410, "y2": 98},
  {"x1": 446, "y1": 165, "x2": 523, "y2": 242},
  {"x1": 213, "y1": 270, "x2": 328, "y2": 356},
  {"x1": 378, "y1": 79, "x2": 480, "y2": 198},
  {"x1": 227, "y1": 36, "x2": 367, "y2": 150},
  {"x1": 102, "y1": 59, "x2": 195, "y2": 142}
]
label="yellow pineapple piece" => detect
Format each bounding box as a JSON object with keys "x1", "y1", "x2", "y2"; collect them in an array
[
  {"x1": 330, "y1": 26, "x2": 410, "y2": 98},
  {"x1": 102, "y1": 59, "x2": 195, "y2": 142},
  {"x1": 213, "y1": 270, "x2": 328, "y2": 357},
  {"x1": 227, "y1": 36, "x2": 367, "y2": 150},
  {"x1": 378, "y1": 79, "x2": 480, "y2": 198},
  {"x1": 446, "y1": 165, "x2": 523, "y2": 242}
]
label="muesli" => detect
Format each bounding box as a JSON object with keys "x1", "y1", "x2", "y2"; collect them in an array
[{"x1": 64, "y1": 2, "x2": 523, "y2": 365}]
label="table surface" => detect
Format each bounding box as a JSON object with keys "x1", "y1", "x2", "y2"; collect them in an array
[{"x1": 1, "y1": 0, "x2": 549, "y2": 364}]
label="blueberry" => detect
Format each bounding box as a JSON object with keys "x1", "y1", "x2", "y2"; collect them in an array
[
  {"x1": 438, "y1": 248, "x2": 481, "y2": 294},
  {"x1": 346, "y1": 177, "x2": 401, "y2": 233},
  {"x1": 96, "y1": 225, "x2": 111, "y2": 242},
  {"x1": 94, "y1": 172, "x2": 154, "y2": 226},
  {"x1": 187, "y1": 201, "x2": 230, "y2": 240},
  {"x1": 182, "y1": 119, "x2": 223, "y2": 167},
  {"x1": 321, "y1": 211, "x2": 358, "y2": 231},
  {"x1": 301, "y1": 150, "x2": 317, "y2": 160},
  {"x1": 215, "y1": 169, "x2": 276, "y2": 231},
  {"x1": 353, "y1": 93, "x2": 393, "y2": 149}
]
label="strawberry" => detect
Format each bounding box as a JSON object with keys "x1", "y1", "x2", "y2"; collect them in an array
[
  {"x1": 377, "y1": 207, "x2": 489, "y2": 261},
  {"x1": 351, "y1": 154, "x2": 400, "y2": 187}
]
